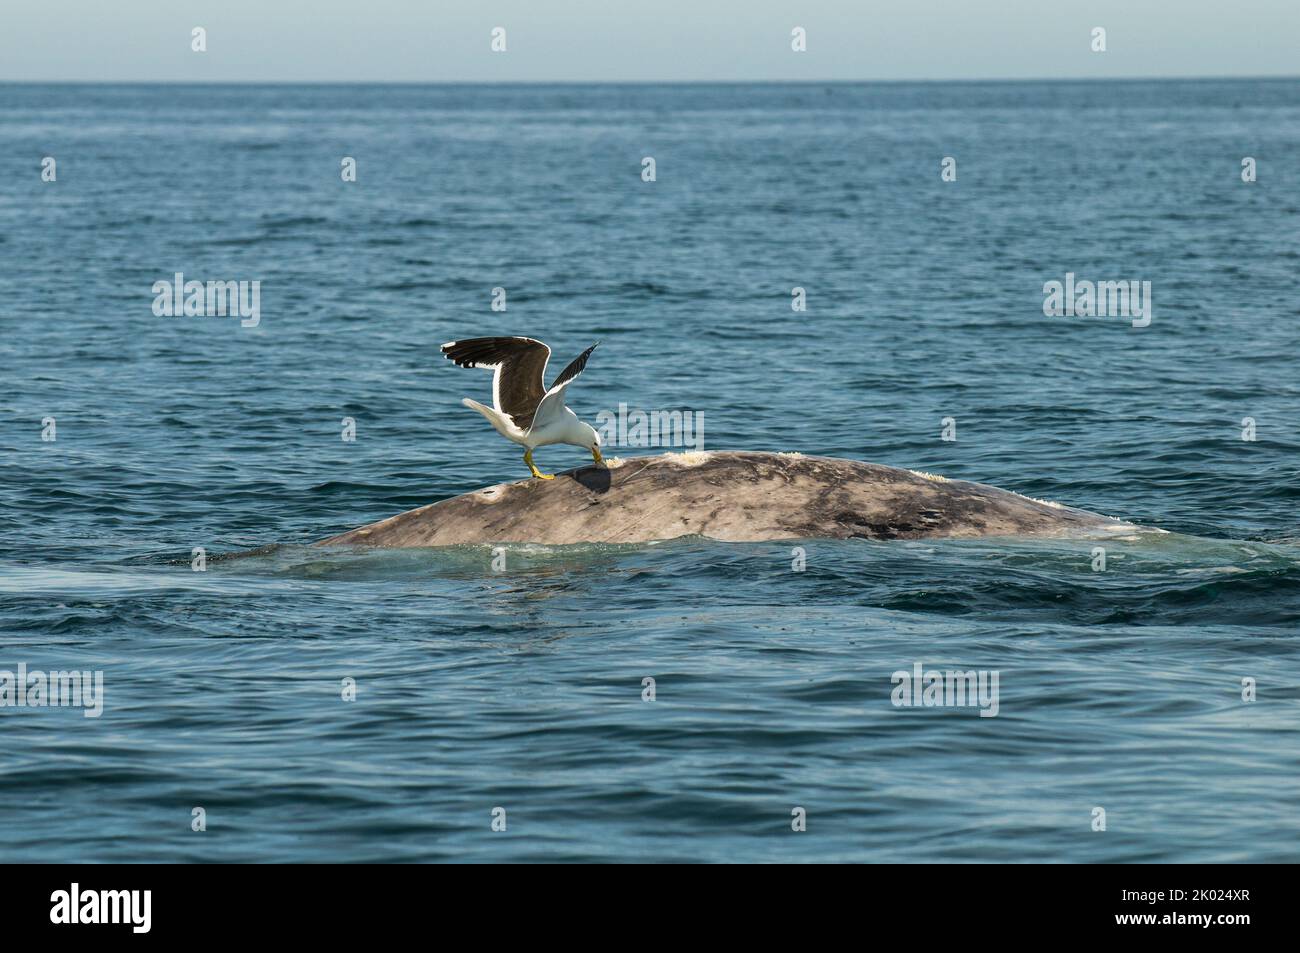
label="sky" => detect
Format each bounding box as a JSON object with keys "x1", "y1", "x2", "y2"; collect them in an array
[{"x1": 1, "y1": 0, "x2": 1296, "y2": 83}]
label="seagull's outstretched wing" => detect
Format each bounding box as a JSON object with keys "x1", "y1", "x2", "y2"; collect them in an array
[
  {"x1": 441, "y1": 337, "x2": 550, "y2": 430},
  {"x1": 532, "y1": 343, "x2": 598, "y2": 429}
]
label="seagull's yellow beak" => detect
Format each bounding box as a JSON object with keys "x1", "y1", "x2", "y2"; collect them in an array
[{"x1": 592, "y1": 447, "x2": 605, "y2": 467}]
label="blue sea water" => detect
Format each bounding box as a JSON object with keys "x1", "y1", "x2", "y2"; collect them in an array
[{"x1": 1, "y1": 80, "x2": 1298, "y2": 863}]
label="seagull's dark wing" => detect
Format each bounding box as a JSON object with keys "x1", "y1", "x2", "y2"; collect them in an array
[
  {"x1": 550, "y1": 343, "x2": 598, "y2": 392},
  {"x1": 533, "y1": 343, "x2": 599, "y2": 429},
  {"x1": 440, "y1": 337, "x2": 550, "y2": 430}
]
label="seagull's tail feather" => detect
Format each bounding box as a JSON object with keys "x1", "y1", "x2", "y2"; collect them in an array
[{"x1": 461, "y1": 398, "x2": 525, "y2": 441}]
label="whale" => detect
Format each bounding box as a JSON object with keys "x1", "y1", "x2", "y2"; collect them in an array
[{"x1": 313, "y1": 450, "x2": 1132, "y2": 548}]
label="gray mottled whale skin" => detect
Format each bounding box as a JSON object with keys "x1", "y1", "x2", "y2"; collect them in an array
[{"x1": 314, "y1": 451, "x2": 1130, "y2": 548}]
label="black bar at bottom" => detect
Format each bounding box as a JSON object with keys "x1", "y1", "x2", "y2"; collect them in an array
[{"x1": 0, "y1": 864, "x2": 1281, "y2": 939}]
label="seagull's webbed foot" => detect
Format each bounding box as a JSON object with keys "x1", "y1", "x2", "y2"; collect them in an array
[{"x1": 524, "y1": 449, "x2": 554, "y2": 480}]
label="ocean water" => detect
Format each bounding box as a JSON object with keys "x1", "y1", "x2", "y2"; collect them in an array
[{"x1": 1, "y1": 80, "x2": 1298, "y2": 863}]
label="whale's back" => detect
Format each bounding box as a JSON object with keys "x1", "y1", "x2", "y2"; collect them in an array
[{"x1": 314, "y1": 451, "x2": 1127, "y2": 548}]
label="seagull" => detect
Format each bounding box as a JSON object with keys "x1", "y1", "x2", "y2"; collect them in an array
[{"x1": 440, "y1": 336, "x2": 604, "y2": 480}]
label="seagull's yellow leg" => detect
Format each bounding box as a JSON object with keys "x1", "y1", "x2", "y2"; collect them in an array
[{"x1": 524, "y1": 448, "x2": 554, "y2": 480}]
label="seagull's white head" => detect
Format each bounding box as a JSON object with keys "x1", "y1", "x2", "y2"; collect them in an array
[{"x1": 569, "y1": 420, "x2": 604, "y2": 466}]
